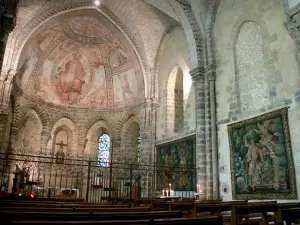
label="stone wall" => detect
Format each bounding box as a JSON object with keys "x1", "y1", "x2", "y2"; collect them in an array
[
  {"x1": 9, "y1": 83, "x2": 147, "y2": 165},
  {"x1": 156, "y1": 26, "x2": 196, "y2": 143},
  {"x1": 214, "y1": 0, "x2": 300, "y2": 200}
]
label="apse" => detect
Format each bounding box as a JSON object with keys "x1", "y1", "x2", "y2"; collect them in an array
[{"x1": 16, "y1": 9, "x2": 144, "y2": 109}]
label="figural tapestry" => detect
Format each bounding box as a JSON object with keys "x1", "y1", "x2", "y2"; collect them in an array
[
  {"x1": 156, "y1": 135, "x2": 196, "y2": 192},
  {"x1": 228, "y1": 108, "x2": 297, "y2": 199}
]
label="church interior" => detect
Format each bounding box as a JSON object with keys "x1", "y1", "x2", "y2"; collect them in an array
[{"x1": 1, "y1": 0, "x2": 300, "y2": 224}]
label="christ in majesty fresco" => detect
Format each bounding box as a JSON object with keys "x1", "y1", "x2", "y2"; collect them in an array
[{"x1": 55, "y1": 52, "x2": 86, "y2": 104}]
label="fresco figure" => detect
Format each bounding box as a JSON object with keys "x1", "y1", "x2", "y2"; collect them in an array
[
  {"x1": 33, "y1": 75, "x2": 48, "y2": 99},
  {"x1": 107, "y1": 42, "x2": 128, "y2": 68},
  {"x1": 244, "y1": 136, "x2": 264, "y2": 190},
  {"x1": 121, "y1": 73, "x2": 133, "y2": 100},
  {"x1": 55, "y1": 52, "x2": 86, "y2": 104}
]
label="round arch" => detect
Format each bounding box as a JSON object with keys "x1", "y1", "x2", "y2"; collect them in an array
[
  {"x1": 3, "y1": 3, "x2": 148, "y2": 99},
  {"x1": 84, "y1": 120, "x2": 112, "y2": 159},
  {"x1": 47, "y1": 117, "x2": 79, "y2": 156}
]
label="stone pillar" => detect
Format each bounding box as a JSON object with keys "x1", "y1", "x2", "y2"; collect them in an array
[
  {"x1": 285, "y1": 4, "x2": 300, "y2": 74},
  {"x1": 78, "y1": 137, "x2": 87, "y2": 158},
  {"x1": 40, "y1": 131, "x2": 50, "y2": 153},
  {"x1": 190, "y1": 65, "x2": 219, "y2": 200},
  {"x1": 190, "y1": 66, "x2": 207, "y2": 199},
  {"x1": 206, "y1": 65, "x2": 218, "y2": 200}
]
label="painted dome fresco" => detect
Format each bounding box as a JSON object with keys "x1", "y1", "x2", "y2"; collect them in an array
[{"x1": 17, "y1": 10, "x2": 144, "y2": 108}]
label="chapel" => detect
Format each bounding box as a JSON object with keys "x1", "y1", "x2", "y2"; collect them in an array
[{"x1": 1, "y1": 0, "x2": 300, "y2": 220}]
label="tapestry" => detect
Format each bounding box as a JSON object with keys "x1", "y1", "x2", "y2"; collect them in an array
[
  {"x1": 228, "y1": 108, "x2": 297, "y2": 199},
  {"x1": 156, "y1": 135, "x2": 196, "y2": 191}
]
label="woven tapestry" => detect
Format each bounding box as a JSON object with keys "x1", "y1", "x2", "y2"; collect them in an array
[
  {"x1": 228, "y1": 108, "x2": 297, "y2": 199},
  {"x1": 156, "y1": 135, "x2": 196, "y2": 191}
]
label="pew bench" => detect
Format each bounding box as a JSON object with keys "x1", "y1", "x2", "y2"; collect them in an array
[
  {"x1": 0, "y1": 202, "x2": 129, "y2": 208},
  {"x1": 0, "y1": 206, "x2": 150, "y2": 212},
  {"x1": 0, "y1": 210, "x2": 183, "y2": 223},
  {"x1": 9, "y1": 215, "x2": 222, "y2": 225}
]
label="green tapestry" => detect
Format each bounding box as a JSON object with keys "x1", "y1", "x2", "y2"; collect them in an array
[
  {"x1": 228, "y1": 108, "x2": 297, "y2": 199},
  {"x1": 156, "y1": 136, "x2": 196, "y2": 191}
]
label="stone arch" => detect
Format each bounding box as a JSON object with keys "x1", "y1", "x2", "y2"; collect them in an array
[
  {"x1": 84, "y1": 120, "x2": 112, "y2": 160},
  {"x1": 84, "y1": 114, "x2": 114, "y2": 138},
  {"x1": 227, "y1": 13, "x2": 278, "y2": 119},
  {"x1": 120, "y1": 116, "x2": 141, "y2": 164},
  {"x1": 13, "y1": 109, "x2": 43, "y2": 153},
  {"x1": 47, "y1": 112, "x2": 79, "y2": 134},
  {"x1": 3, "y1": 1, "x2": 148, "y2": 99},
  {"x1": 20, "y1": 104, "x2": 47, "y2": 129},
  {"x1": 205, "y1": 0, "x2": 221, "y2": 66},
  {"x1": 166, "y1": 66, "x2": 184, "y2": 135},
  {"x1": 115, "y1": 111, "x2": 141, "y2": 138},
  {"x1": 47, "y1": 117, "x2": 79, "y2": 156},
  {"x1": 179, "y1": 0, "x2": 205, "y2": 67}
]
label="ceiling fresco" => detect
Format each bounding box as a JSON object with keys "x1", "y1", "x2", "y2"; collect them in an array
[{"x1": 17, "y1": 10, "x2": 144, "y2": 108}]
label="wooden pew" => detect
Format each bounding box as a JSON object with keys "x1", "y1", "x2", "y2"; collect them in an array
[
  {"x1": 0, "y1": 206, "x2": 150, "y2": 212},
  {"x1": 266, "y1": 202, "x2": 300, "y2": 225},
  {"x1": 9, "y1": 215, "x2": 222, "y2": 225},
  {"x1": 0, "y1": 202, "x2": 129, "y2": 208},
  {"x1": 231, "y1": 202, "x2": 278, "y2": 225},
  {"x1": 193, "y1": 201, "x2": 247, "y2": 217},
  {"x1": 0, "y1": 210, "x2": 183, "y2": 223}
]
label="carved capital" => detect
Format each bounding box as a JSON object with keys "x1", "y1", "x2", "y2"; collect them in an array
[
  {"x1": 205, "y1": 64, "x2": 216, "y2": 81},
  {"x1": 190, "y1": 65, "x2": 216, "y2": 84},
  {"x1": 190, "y1": 66, "x2": 205, "y2": 84}
]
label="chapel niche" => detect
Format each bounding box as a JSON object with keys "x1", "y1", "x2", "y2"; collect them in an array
[{"x1": 53, "y1": 129, "x2": 69, "y2": 163}]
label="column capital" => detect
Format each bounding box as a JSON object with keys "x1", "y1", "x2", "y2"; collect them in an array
[
  {"x1": 190, "y1": 64, "x2": 216, "y2": 84},
  {"x1": 190, "y1": 66, "x2": 205, "y2": 83}
]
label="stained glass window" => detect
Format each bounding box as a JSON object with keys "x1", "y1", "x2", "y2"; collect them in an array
[
  {"x1": 98, "y1": 133, "x2": 110, "y2": 167},
  {"x1": 137, "y1": 135, "x2": 141, "y2": 163}
]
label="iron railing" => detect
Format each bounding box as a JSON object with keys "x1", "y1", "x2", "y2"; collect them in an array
[{"x1": 0, "y1": 151, "x2": 197, "y2": 203}]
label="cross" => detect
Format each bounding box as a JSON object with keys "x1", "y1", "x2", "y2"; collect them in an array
[{"x1": 56, "y1": 141, "x2": 67, "y2": 151}]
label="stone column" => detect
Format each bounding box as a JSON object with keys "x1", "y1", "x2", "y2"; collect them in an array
[
  {"x1": 40, "y1": 131, "x2": 50, "y2": 153},
  {"x1": 190, "y1": 66, "x2": 207, "y2": 199},
  {"x1": 285, "y1": 4, "x2": 300, "y2": 74},
  {"x1": 78, "y1": 137, "x2": 87, "y2": 158},
  {"x1": 206, "y1": 65, "x2": 218, "y2": 200}
]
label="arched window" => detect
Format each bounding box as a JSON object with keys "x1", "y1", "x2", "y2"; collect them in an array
[
  {"x1": 137, "y1": 135, "x2": 141, "y2": 163},
  {"x1": 98, "y1": 133, "x2": 110, "y2": 167}
]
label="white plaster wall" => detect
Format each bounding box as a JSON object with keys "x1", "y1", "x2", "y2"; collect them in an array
[
  {"x1": 156, "y1": 26, "x2": 195, "y2": 141},
  {"x1": 215, "y1": 0, "x2": 300, "y2": 201}
]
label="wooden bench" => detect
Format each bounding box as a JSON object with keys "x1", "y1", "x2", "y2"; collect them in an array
[
  {"x1": 231, "y1": 202, "x2": 279, "y2": 225},
  {"x1": 0, "y1": 210, "x2": 183, "y2": 223},
  {"x1": 0, "y1": 206, "x2": 150, "y2": 212},
  {"x1": 0, "y1": 202, "x2": 129, "y2": 208},
  {"x1": 9, "y1": 215, "x2": 222, "y2": 225},
  {"x1": 266, "y1": 203, "x2": 300, "y2": 225}
]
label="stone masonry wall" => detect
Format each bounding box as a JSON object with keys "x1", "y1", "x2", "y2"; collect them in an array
[
  {"x1": 156, "y1": 26, "x2": 196, "y2": 144},
  {"x1": 9, "y1": 84, "x2": 147, "y2": 166},
  {"x1": 214, "y1": 0, "x2": 300, "y2": 201}
]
